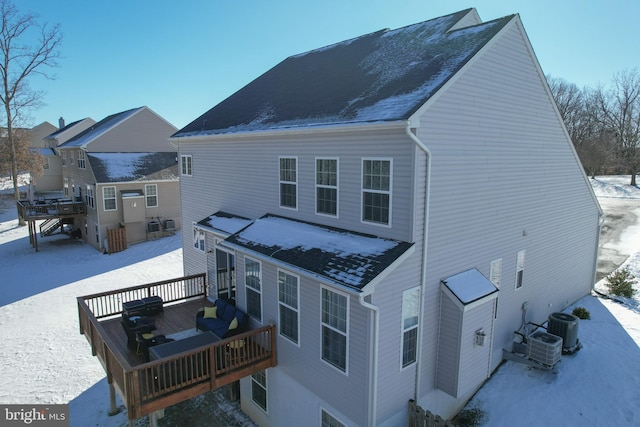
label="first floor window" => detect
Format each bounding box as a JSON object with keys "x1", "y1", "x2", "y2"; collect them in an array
[
  {"x1": 321, "y1": 409, "x2": 346, "y2": 427},
  {"x1": 95, "y1": 224, "x2": 99, "y2": 244},
  {"x1": 322, "y1": 287, "x2": 348, "y2": 372},
  {"x1": 61, "y1": 152, "x2": 67, "y2": 167},
  {"x1": 85, "y1": 185, "x2": 95, "y2": 209},
  {"x1": 193, "y1": 228, "x2": 205, "y2": 251},
  {"x1": 362, "y1": 158, "x2": 391, "y2": 225},
  {"x1": 278, "y1": 270, "x2": 299, "y2": 344},
  {"x1": 245, "y1": 258, "x2": 262, "y2": 321},
  {"x1": 251, "y1": 370, "x2": 267, "y2": 411},
  {"x1": 180, "y1": 155, "x2": 192, "y2": 176},
  {"x1": 402, "y1": 287, "x2": 420, "y2": 368},
  {"x1": 63, "y1": 178, "x2": 69, "y2": 196},
  {"x1": 515, "y1": 250, "x2": 526, "y2": 289},
  {"x1": 102, "y1": 186, "x2": 116, "y2": 210},
  {"x1": 279, "y1": 157, "x2": 297, "y2": 209},
  {"x1": 145, "y1": 184, "x2": 158, "y2": 207}
]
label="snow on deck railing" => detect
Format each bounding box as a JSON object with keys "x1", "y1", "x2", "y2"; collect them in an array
[{"x1": 79, "y1": 273, "x2": 207, "y2": 319}]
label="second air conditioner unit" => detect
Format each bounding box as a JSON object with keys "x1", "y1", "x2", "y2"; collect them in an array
[{"x1": 527, "y1": 331, "x2": 562, "y2": 367}]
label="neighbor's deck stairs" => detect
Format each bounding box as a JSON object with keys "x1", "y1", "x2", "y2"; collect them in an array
[{"x1": 40, "y1": 218, "x2": 63, "y2": 237}]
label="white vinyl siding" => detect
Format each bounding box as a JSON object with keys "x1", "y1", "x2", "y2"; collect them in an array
[
  {"x1": 279, "y1": 157, "x2": 297, "y2": 209},
  {"x1": 321, "y1": 287, "x2": 348, "y2": 373},
  {"x1": 316, "y1": 158, "x2": 338, "y2": 216},
  {"x1": 145, "y1": 184, "x2": 158, "y2": 207},
  {"x1": 102, "y1": 186, "x2": 116, "y2": 211},
  {"x1": 278, "y1": 270, "x2": 299, "y2": 345},
  {"x1": 245, "y1": 257, "x2": 262, "y2": 322},
  {"x1": 362, "y1": 158, "x2": 392, "y2": 226},
  {"x1": 180, "y1": 155, "x2": 192, "y2": 176}
]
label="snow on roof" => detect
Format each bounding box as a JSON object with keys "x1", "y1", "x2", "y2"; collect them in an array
[
  {"x1": 88, "y1": 152, "x2": 179, "y2": 183},
  {"x1": 442, "y1": 268, "x2": 498, "y2": 304},
  {"x1": 197, "y1": 211, "x2": 253, "y2": 235},
  {"x1": 174, "y1": 10, "x2": 513, "y2": 138},
  {"x1": 223, "y1": 214, "x2": 413, "y2": 289},
  {"x1": 59, "y1": 107, "x2": 142, "y2": 148}
]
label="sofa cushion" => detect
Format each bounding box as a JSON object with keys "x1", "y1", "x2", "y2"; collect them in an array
[{"x1": 219, "y1": 302, "x2": 237, "y2": 322}]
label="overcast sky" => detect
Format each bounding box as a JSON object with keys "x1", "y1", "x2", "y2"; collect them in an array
[{"x1": 20, "y1": 0, "x2": 640, "y2": 130}]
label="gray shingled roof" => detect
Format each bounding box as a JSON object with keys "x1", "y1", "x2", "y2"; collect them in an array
[
  {"x1": 174, "y1": 10, "x2": 513, "y2": 138},
  {"x1": 59, "y1": 107, "x2": 142, "y2": 148},
  {"x1": 45, "y1": 119, "x2": 86, "y2": 139},
  {"x1": 88, "y1": 152, "x2": 179, "y2": 183},
  {"x1": 223, "y1": 214, "x2": 414, "y2": 290}
]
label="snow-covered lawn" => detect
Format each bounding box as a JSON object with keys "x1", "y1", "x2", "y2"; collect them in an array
[{"x1": 0, "y1": 175, "x2": 639, "y2": 426}]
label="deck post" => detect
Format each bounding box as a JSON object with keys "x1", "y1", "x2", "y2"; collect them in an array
[{"x1": 108, "y1": 382, "x2": 118, "y2": 415}]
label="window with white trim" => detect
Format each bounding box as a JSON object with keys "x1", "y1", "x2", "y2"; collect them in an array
[
  {"x1": 321, "y1": 409, "x2": 346, "y2": 427},
  {"x1": 278, "y1": 270, "x2": 299, "y2": 344},
  {"x1": 279, "y1": 157, "x2": 297, "y2": 209},
  {"x1": 245, "y1": 257, "x2": 262, "y2": 322},
  {"x1": 401, "y1": 287, "x2": 420, "y2": 368},
  {"x1": 77, "y1": 150, "x2": 86, "y2": 169},
  {"x1": 362, "y1": 158, "x2": 391, "y2": 225},
  {"x1": 490, "y1": 259, "x2": 502, "y2": 288},
  {"x1": 193, "y1": 228, "x2": 205, "y2": 251},
  {"x1": 145, "y1": 184, "x2": 158, "y2": 207},
  {"x1": 180, "y1": 155, "x2": 192, "y2": 176},
  {"x1": 85, "y1": 185, "x2": 94, "y2": 209},
  {"x1": 251, "y1": 370, "x2": 267, "y2": 412},
  {"x1": 316, "y1": 158, "x2": 338, "y2": 216},
  {"x1": 61, "y1": 152, "x2": 66, "y2": 167},
  {"x1": 102, "y1": 186, "x2": 116, "y2": 211},
  {"x1": 321, "y1": 287, "x2": 348, "y2": 372},
  {"x1": 515, "y1": 250, "x2": 525, "y2": 289},
  {"x1": 70, "y1": 150, "x2": 75, "y2": 165},
  {"x1": 63, "y1": 178, "x2": 69, "y2": 196}
]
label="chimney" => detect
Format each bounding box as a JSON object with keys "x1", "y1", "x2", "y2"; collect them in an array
[{"x1": 59, "y1": 117, "x2": 65, "y2": 128}]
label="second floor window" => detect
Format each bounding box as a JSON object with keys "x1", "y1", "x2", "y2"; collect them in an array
[
  {"x1": 316, "y1": 158, "x2": 338, "y2": 216},
  {"x1": 145, "y1": 184, "x2": 158, "y2": 207},
  {"x1": 85, "y1": 185, "x2": 95, "y2": 209},
  {"x1": 181, "y1": 155, "x2": 192, "y2": 176},
  {"x1": 245, "y1": 258, "x2": 262, "y2": 322},
  {"x1": 70, "y1": 151, "x2": 75, "y2": 165},
  {"x1": 279, "y1": 157, "x2": 297, "y2": 209},
  {"x1": 103, "y1": 186, "x2": 116, "y2": 211},
  {"x1": 61, "y1": 152, "x2": 66, "y2": 167},
  {"x1": 77, "y1": 151, "x2": 86, "y2": 169},
  {"x1": 362, "y1": 158, "x2": 391, "y2": 225},
  {"x1": 278, "y1": 270, "x2": 299, "y2": 344},
  {"x1": 515, "y1": 250, "x2": 526, "y2": 289}
]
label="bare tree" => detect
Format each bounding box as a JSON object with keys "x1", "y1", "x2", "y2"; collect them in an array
[
  {"x1": 0, "y1": 0, "x2": 61, "y2": 223},
  {"x1": 596, "y1": 69, "x2": 640, "y2": 186}
]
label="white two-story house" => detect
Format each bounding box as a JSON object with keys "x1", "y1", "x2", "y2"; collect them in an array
[{"x1": 171, "y1": 9, "x2": 601, "y2": 426}]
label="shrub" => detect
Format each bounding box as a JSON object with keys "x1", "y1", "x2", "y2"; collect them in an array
[
  {"x1": 606, "y1": 268, "x2": 637, "y2": 298},
  {"x1": 572, "y1": 306, "x2": 590, "y2": 320}
]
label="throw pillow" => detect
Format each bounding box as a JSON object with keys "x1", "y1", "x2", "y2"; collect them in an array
[
  {"x1": 229, "y1": 317, "x2": 238, "y2": 330},
  {"x1": 142, "y1": 333, "x2": 154, "y2": 339},
  {"x1": 203, "y1": 306, "x2": 217, "y2": 319}
]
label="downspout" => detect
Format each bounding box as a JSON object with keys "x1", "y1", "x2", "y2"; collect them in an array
[
  {"x1": 591, "y1": 214, "x2": 605, "y2": 290},
  {"x1": 405, "y1": 123, "x2": 432, "y2": 403},
  {"x1": 359, "y1": 291, "x2": 379, "y2": 426}
]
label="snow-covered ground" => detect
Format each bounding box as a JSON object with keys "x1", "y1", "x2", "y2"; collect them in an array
[{"x1": 0, "y1": 176, "x2": 639, "y2": 426}]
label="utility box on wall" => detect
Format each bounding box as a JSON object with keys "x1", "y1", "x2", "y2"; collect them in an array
[{"x1": 121, "y1": 191, "x2": 145, "y2": 223}]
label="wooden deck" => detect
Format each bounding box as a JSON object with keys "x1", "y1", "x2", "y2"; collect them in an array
[
  {"x1": 77, "y1": 274, "x2": 277, "y2": 423},
  {"x1": 100, "y1": 298, "x2": 208, "y2": 367},
  {"x1": 17, "y1": 199, "x2": 87, "y2": 251}
]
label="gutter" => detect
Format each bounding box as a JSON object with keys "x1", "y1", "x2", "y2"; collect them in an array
[{"x1": 405, "y1": 122, "x2": 432, "y2": 404}]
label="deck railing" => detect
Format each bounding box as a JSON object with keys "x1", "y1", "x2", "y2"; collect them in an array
[
  {"x1": 17, "y1": 199, "x2": 86, "y2": 219},
  {"x1": 77, "y1": 274, "x2": 277, "y2": 421}
]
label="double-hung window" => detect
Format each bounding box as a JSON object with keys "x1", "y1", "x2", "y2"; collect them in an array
[
  {"x1": 103, "y1": 186, "x2": 116, "y2": 211},
  {"x1": 85, "y1": 185, "x2": 95, "y2": 209},
  {"x1": 321, "y1": 287, "x2": 348, "y2": 372},
  {"x1": 145, "y1": 184, "x2": 158, "y2": 207},
  {"x1": 362, "y1": 158, "x2": 392, "y2": 225},
  {"x1": 316, "y1": 158, "x2": 338, "y2": 216},
  {"x1": 70, "y1": 151, "x2": 75, "y2": 165},
  {"x1": 63, "y1": 178, "x2": 69, "y2": 196},
  {"x1": 279, "y1": 157, "x2": 297, "y2": 209},
  {"x1": 321, "y1": 409, "x2": 346, "y2": 427},
  {"x1": 251, "y1": 370, "x2": 267, "y2": 412},
  {"x1": 180, "y1": 155, "x2": 192, "y2": 176},
  {"x1": 278, "y1": 270, "x2": 299, "y2": 344},
  {"x1": 245, "y1": 257, "x2": 262, "y2": 322},
  {"x1": 193, "y1": 228, "x2": 205, "y2": 251},
  {"x1": 61, "y1": 152, "x2": 66, "y2": 167},
  {"x1": 77, "y1": 151, "x2": 86, "y2": 169},
  {"x1": 401, "y1": 287, "x2": 420, "y2": 368}
]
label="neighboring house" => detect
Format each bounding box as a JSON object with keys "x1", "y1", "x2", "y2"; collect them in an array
[
  {"x1": 58, "y1": 106, "x2": 180, "y2": 252},
  {"x1": 32, "y1": 118, "x2": 97, "y2": 192},
  {"x1": 171, "y1": 9, "x2": 602, "y2": 426},
  {"x1": 21, "y1": 121, "x2": 57, "y2": 192}
]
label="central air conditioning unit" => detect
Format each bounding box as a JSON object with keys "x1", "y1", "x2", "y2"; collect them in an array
[
  {"x1": 147, "y1": 221, "x2": 160, "y2": 233},
  {"x1": 547, "y1": 312, "x2": 580, "y2": 353},
  {"x1": 163, "y1": 219, "x2": 175, "y2": 230},
  {"x1": 527, "y1": 331, "x2": 562, "y2": 367}
]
